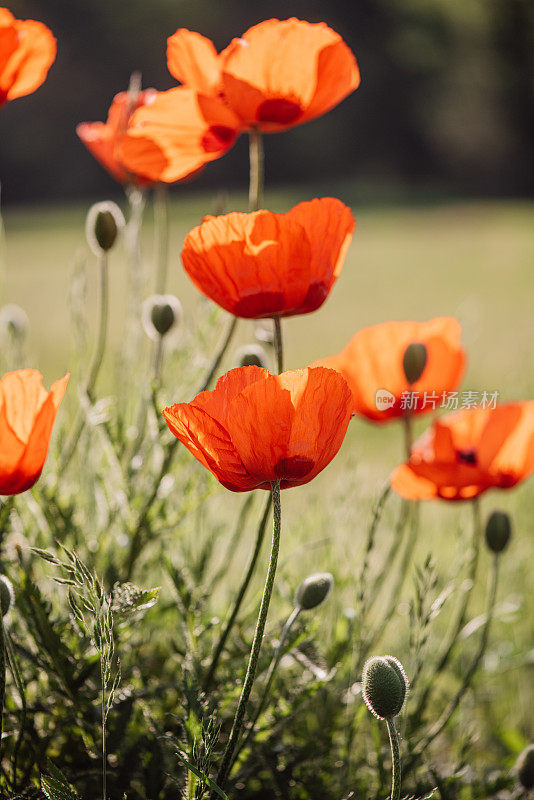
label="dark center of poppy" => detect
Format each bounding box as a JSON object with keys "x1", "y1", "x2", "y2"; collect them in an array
[
  {"x1": 456, "y1": 449, "x2": 477, "y2": 465},
  {"x1": 301, "y1": 281, "x2": 329, "y2": 312},
  {"x1": 233, "y1": 291, "x2": 286, "y2": 318},
  {"x1": 257, "y1": 98, "x2": 302, "y2": 125},
  {"x1": 201, "y1": 125, "x2": 236, "y2": 153},
  {"x1": 274, "y1": 455, "x2": 314, "y2": 480}
]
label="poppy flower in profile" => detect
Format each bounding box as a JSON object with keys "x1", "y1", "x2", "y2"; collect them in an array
[
  {"x1": 0, "y1": 369, "x2": 69, "y2": 495},
  {"x1": 162, "y1": 365, "x2": 352, "y2": 491},
  {"x1": 313, "y1": 318, "x2": 466, "y2": 422},
  {"x1": 0, "y1": 8, "x2": 56, "y2": 107},
  {"x1": 77, "y1": 88, "x2": 158, "y2": 185},
  {"x1": 120, "y1": 18, "x2": 359, "y2": 183},
  {"x1": 391, "y1": 402, "x2": 534, "y2": 501},
  {"x1": 181, "y1": 197, "x2": 355, "y2": 318}
]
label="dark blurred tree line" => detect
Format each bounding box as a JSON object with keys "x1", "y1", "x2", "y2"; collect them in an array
[{"x1": 1, "y1": 0, "x2": 533, "y2": 203}]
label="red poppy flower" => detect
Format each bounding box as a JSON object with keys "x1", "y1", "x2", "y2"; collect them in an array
[
  {"x1": 0, "y1": 369, "x2": 69, "y2": 495},
  {"x1": 313, "y1": 318, "x2": 466, "y2": 422},
  {"x1": 77, "y1": 88, "x2": 158, "y2": 185},
  {"x1": 180, "y1": 197, "x2": 355, "y2": 318},
  {"x1": 162, "y1": 365, "x2": 352, "y2": 491},
  {"x1": 0, "y1": 8, "x2": 56, "y2": 107},
  {"x1": 120, "y1": 18, "x2": 359, "y2": 182},
  {"x1": 391, "y1": 402, "x2": 534, "y2": 501}
]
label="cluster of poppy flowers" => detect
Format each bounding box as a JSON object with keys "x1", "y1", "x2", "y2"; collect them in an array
[{"x1": 0, "y1": 8, "x2": 533, "y2": 507}]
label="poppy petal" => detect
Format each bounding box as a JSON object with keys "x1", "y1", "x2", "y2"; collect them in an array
[
  {"x1": 167, "y1": 29, "x2": 221, "y2": 93},
  {"x1": 1, "y1": 18, "x2": 56, "y2": 102}
]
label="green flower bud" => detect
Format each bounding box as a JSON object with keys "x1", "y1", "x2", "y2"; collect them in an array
[
  {"x1": 233, "y1": 344, "x2": 269, "y2": 370},
  {"x1": 0, "y1": 576, "x2": 14, "y2": 617},
  {"x1": 516, "y1": 744, "x2": 534, "y2": 790},
  {"x1": 485, "y1": 510, "x2": 512, "y2": 553},
  {"x1": 402, "y1": 342, "x2": 428, "y2": 384},
  {"x1": 142, "y1": 294, "x2": 183, "y2": 341},
  {"x1": 86, "y1": 201, "x2": 125, "y2": 255},
  {"x1": 0, "y1": 304, "x2": 29, "y2": 340},
  {"x1": 362, "y1": 655, "x2": 408, "y2": 719},
  {"x1": 295, "y1": 572, "x2": 333, "y2": 610}
]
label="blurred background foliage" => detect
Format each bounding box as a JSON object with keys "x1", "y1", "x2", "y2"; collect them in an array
[{"x1": 1, "y1": 0, "x2": 533, "y2": 204}]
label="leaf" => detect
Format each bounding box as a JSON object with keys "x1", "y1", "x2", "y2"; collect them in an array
[
  {"x1": 173, "y1": 749, "x2": 229, "y2": 800},
  {"x1": 41, "y1": 762, "x2": 78, "y2": 800}
]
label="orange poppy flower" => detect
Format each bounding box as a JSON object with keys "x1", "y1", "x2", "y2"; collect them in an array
[
  {"x1": 181, "y1": 198, "x2": 355, "y2": 318},
  {"x1": 120, "y1": 18, "x2": 359, "y2": 182},
  {"x1": 162, "y1": 365, "x2": 352, "y2": 491},
  {"x1": 391, "y1": 402, "x2": 534, "y2": 501},
  {"x1": 0, "y1": 8, "x2": 56, "y2": 107},
  {"x1": 313, "y1": 318, "x2": 466, "y2": 422},
  {"x1": 0, "y1": 369, "x2": 69, "y2": 495},
  {"x1": 77, "y1": 88, "x2": 158, "y2": 185}
]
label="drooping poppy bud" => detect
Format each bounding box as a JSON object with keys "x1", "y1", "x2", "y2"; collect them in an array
[
  {"x1": 0, "y1": 576, "x2": 14, "y2": 617},
  {"x1": 86, "y1": 201, "x2": 125, "y2": 255},
  {"x1": 295, "y1": 572, "x2": 333, "y2": 610},
  {"x1": 142, "y1": 294, "x2": 183, "y2": 341},
  {"x1": 362, "y1": 655, "x2": 408, "y2": 719},
  {"x1": 516, "y1": 744, "x2": 534, "y2": 790},
  {"x1": 233, "y1": 344, "x2": 269, "y2": 370},
  {"x1": 0, "y1": 304, "x2": 29, "y2": 341},
  {"x1": 402, "y1": 342, "x2": 428, "y2": 385},
  {"x1": 485, "y1": 510, "x2": 512, "y2": 553}
]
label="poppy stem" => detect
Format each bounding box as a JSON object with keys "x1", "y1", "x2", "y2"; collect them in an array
[
  {"x1": 203, "y1": 493, "x2": 272, "y2": 691},
  {"x1": 403, "y1": 412, "x2": 413, "y2": 459},
  {"x1": 0, "y1": 615, "x2": 5, "y2": 759},
  {"x1": 248, "y1": 128, "x2": 264, "y2": 212},
  {"x1": 386, "y1": 717, "x2": 402, "y2": 800},
  {"x1": 214, "y1": 480, "x2": 282, "y2": 795},
  {"x1": 200, "y1": 316, "x2": 239, "y2": 392},
  {"x1": 86, "y1": 252, "x2": 109, "y2": 402},
  {"x1": 273, "y1": 316, "x2": 284, "y2": 373},
  {"x1": 154, "y1": 183, "x2": 169, "y2": 294}
]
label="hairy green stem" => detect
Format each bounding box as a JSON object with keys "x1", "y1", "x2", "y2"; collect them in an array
[
  {"x1": 201, "y1": 316, "x2": 238, "y2": 393},
  {"x1": 213, "y1": 481, "x2": 281, "y2": 795},
  {"x1": 386, "y1": 717, "x2": 402, "y2": 800},
  {"x1": 273, "y1": 316, "x2": 283, "y2": 374},
  {"x1": 203, "y1": 493, "x2": 272, "y2": 691},
  {"x1": 356, "y1": 483, "x2": 391, "y2": 620},
  {"x1": 0, "y1": 616, "x2": 5, "y2": 759},
  {"x1": 403, "y1": 413, "x2": 413, "y2": 459},
  {"x1": 154, "y1": 183, "x2": 169, "y2": 294},
  {"x1": 248, "y1": 128, "x2": 264, "y2": 212}
]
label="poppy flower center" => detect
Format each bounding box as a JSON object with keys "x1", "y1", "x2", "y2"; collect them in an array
[
  {"x1": 233, "y1": 291, "x2": 286, "y2": 318},
  {"x1": 201, "y1": 125, "x2": 236, "y2": 153},
  {"x1": 456, "y1": 449, "x2": 477, "y2": 465},
  {"x1": 257, "y1": 98, "x2": 302, "y2": 125},
  {"x1": 274, "y1": 455, "x2": 315, "y2": 480}
]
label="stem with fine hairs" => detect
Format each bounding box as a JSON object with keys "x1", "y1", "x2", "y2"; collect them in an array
[
  {"x1": 154, "y1": 183, "x2": 169, "y2": 294},
  {"x1": 248, "y1": 128, "x2": 264, "y2": 212},
  {"x1": 273, "y1": 316, "x2": 284, "y2": 373},
  {"x1": 386, "y1": 717, "x2": 402, "y2": 800},
  {"x1": 213, "y1": 481, "x2": 282, "y2": 796}
]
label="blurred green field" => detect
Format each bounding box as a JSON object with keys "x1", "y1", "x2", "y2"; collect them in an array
[{"x1": 1, "y1": 190, "x2": 534, "y2": 772}]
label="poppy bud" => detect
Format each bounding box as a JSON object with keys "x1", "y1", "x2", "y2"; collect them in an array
[
  {"x1": 254, "y1": 321, "x2": 275, "y2": 346},
  {"x1": 402, "y1": 342, "x2": 427, "y2": 384},
  {"x1": 142, "y1": 294, "x2": 183, "y2": 341},
  {"x1": 295, "y1": 572, "x2": 334, "y2": 610},
  {"x1": 0, "y1": 576, "x2": 14, "y2": 617},
  {"x1": 485, "y1": 510, "x2": 512, "y2": 553},
  {"x1": 362, "y1": 655, "x2": 408, "y2": 719},
  {"x1": 233, "y1": 344, "x2": 270, "y2": 370},
  {"x1": 86, "y1": 201, "x2": 125, "y2": 255},
  {"x1": 516, "y1": 744, "x2": 534, "y2": 790},
  {"x1": 0, "y1": 304, "x2": 29, "y2": 340}
]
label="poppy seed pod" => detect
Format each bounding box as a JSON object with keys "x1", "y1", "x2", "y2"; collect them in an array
[
  {"x1": 485, "y1": 510, "x2": 512, "y2": 553},
  {"x1": 0, "y1": 576, "x2": 14, "y2": 617},
  {"x1": 295, "y1": 572, "x2": 333, "y2": 610},
  {"x1": 402, "y1": 342, "x2": 428, "y2": 385},
  {"x1": 233, "y1": 344, "x2": 270, "y2": 370},
  {"x1": 142, "y1": 294, "x2": 183, "y2": 341},
  {"x1": 516, "y1": 744, "x2": 534, "y2": 790},
  {"x1": 362, "y1": 655, "x2": 408, "y2": 719},
  {"x1": 85, "y1": 201, "x2": 125, "y2": 255},
  {"x1": 0, "y1": 304, "x2": 30, "y2": 340}
]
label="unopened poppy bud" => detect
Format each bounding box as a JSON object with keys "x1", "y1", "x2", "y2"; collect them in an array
[
  {"x1": 402, "y1": 342, "x2": 427, "y2": 384},
  {"x1": 86, "y1": 201, "x2": 125, "y2": 255},
  {"x1": 362, "y1": 655, "x2": 408, "y2": 719},
  {"x1": 295, "y1": 572, "x2": 333, "y2": 610},
  {"x1": 0, "y1": 304, "x2": 29, "y2": 340},
  {"x1": 516, "y1": 744, "x2": 534, "y2": 790},
  {"x1": 485, "y1": 510, "x2": 512, "y2": 553},
  {"x1": 142, "y1": 294, "x2": 183, "y2": 341},
  {"x1": 233, "y1": 344, "x2": 269, "y2": 370},
  {"x1": 0, "y1": 576, "x2": 14, "y2": 617}
]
